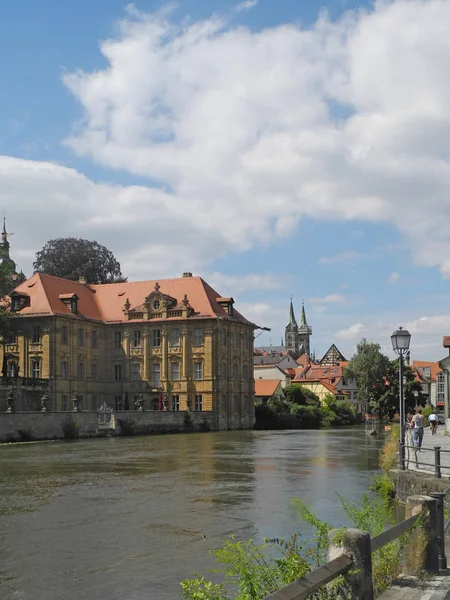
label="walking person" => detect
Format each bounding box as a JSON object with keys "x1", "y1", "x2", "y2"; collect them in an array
[
  {"x1": 410, "y1": 409, "x2": 425, "y2": 450},
  {"x1": 428, "y1": 410, "x2": 438, "y2": 435}
]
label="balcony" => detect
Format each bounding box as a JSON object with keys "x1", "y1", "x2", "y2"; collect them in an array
[{"x1": 0, "y1": 376, "x2": 49, "y2": 388}]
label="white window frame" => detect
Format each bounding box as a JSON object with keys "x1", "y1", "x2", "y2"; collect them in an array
[
  {"x1": 194, "y1": 394, "x2": 203, "y2": 411},
  {"x1": 31, "y1": 359, "x2": 41, "y2": 378},
  {"x1": 171, "y1": 362, "x2": 180, "y2": 380},
  {"x1": 152, "y1": 329, "x2": 161, "y2": 347},
  {"x1": 133, "y1": 330, "x2": 141, "y2": 348},
  {"x1": 172, "y1": 395, "x2": 180, "y2": 411},
  {"x1": 193, "y1": 328, "x2": 203, "y2": 346},
  {"x1": 170, "y1": 328, "x2": 180, "y2": 346},
  {"x1": 193, "y1": 361, "x2": 203, "y2": 381}
]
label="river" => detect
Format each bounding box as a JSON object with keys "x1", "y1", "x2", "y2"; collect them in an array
[{"x1": 0, "y1": 427, "x2": 382, "y2": 600}]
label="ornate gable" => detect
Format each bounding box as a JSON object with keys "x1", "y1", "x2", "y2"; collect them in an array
[
  {"x1": 123, "y1": 282, "x2": 194, "y2": 320},
  {"x1": 320, "y1": 344, "x2": 347, "y2": 366}
]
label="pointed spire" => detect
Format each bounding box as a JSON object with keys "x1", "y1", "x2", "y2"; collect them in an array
[
  {"x1": 289, "y1": 297, "x2": 297, "y2": 327},
  {"x1": 2, "y1": 216, "x2": 6, "y2": 235},
  {"x1": 300, "y1": 300, "x2": 307, "y2": 327}
]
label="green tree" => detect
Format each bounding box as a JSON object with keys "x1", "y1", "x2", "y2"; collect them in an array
[
  {"x1": 345, "y1": 339, "x2": 390, "y2": 419},
  {"x1": 378, "y1": 359, "x2": 425, "y2": 420},
  {"x1": 0, "y1": 261, "x2": 24, "y2": 341},
  {"x1": 33, "y1": 238, "x2": 126, "y2": 284},
  {"x1": 283, "y1": 384, "x2": 320, "y2": 406}
]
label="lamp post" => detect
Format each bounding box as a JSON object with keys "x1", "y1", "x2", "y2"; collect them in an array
[{"x1": 391, "y1": 327, "x2": 411, "y2": 471}]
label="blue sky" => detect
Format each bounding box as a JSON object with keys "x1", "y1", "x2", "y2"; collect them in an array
[{"x1": 2, "y1": 0, "x2": 450, "y2": 360}]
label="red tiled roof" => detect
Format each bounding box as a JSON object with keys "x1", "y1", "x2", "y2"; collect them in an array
[
  {"x1": 254, "y1": 379, "x2": 282, "y2": 397},
  {"x1": 12, "y1": 273, "x2": 255, "y2": 326},
  {"x1": 412, "y1": 360, "x2": 441, "y2": 381},
  {"x1": 294, "y1": 365, "x2": 343, "y2": 385}
]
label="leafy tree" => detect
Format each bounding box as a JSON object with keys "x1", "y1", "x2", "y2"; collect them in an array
[
  {"x1": 33, "y1": 238, "x2": 125, "y2": 284},
  {"x1": 378, "y1": 359, "x2": 425, "y2": 420},
  {"x1": 0, "y1": 261, "x2": 25, "y2": 341},
  {"x1": 283, "y1": 384, "x2": 320, "y2": 406},
  {"x1": 345, "y1": 339, "x2": 390, "y2": 418}
]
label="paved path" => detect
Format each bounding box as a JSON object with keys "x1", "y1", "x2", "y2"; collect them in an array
[
  {"x1": 378, "y1": 426, "x2": 450, "y2": 597},
  {"x1": 405, "y1": 425, "x2": 450, "y2": 477},
  {"x1": 378, "y1": 572, "x2": 450, "y2": 599}
]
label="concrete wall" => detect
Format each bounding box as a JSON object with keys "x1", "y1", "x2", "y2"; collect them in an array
[{"x1": 0, "y1": 410, "x2": 221, "y2": 443}]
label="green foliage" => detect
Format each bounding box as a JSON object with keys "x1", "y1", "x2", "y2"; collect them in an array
[
  {"x1": 183, "y1": 412, "x2": 193, "y2": 430},
  {"x1": 283, "y1": 384, "x2": 320, "y2": 406},
  {"x1": 346, "y1": 340, "x2": 425, "y2": 421},
  {"x1": 421, "y1": 404, "x2": 433, "y2": 420},
  {"x1": 370, "y1": 474, "x2": 396, "y2": 503},
  {"x1": 345, "y1": 339, "x2": 390, "y2": 419},
  {"x1": 256, "y1": 393, "x2": 356, "y2": 430},
  {"x1": 117, "y1": 417, "x2": 135, "y2": 436},
  {"x1": 180, "y1": 577, "x2": 227, "y2": 599},
  {"x1": 62, "y1": 418, "x2": 79, "y2": 440},
  {"x1": 378, "y1": 359, "x2": 425, "y2": 419},
  {"x1": 379, "y1": 424, "x2": 400, "y2": 473},
  {"x1": 33, "y1": 237, "x2": 125, "y2": 284}
]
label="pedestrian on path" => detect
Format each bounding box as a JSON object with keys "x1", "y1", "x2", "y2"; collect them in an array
[
  {"x1": 428, "y1": 410, "x2": 438, "y2": 435},
  {"x1": 410, "y1": 409, "x2": 425, "y2": 449}
]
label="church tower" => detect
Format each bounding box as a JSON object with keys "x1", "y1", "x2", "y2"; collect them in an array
[
  {"x1": 285, "y1": 299, "x2": 299, "y2": 357},
  {"x1": 0, "y1": 218, "x2": 25, "y2": 287},
  {"x1": 297, "y1": 302, "x2": 312, "y2": 356}
]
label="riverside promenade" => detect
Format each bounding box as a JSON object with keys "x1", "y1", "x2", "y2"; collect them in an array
[
  {"x1": 405, "y1": 425, "x2": 450, "y2": 477},
  {"x1": 379, "y1": 425, "x2": 450, "y2": 599}
]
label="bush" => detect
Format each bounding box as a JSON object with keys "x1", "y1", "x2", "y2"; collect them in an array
[
  {"x1": 283, "y1": 384, "x2": 320, "y2": 406},
  {"x1": 200, "y1": 419, "x2": 211, "y2": 432},
  {"x1": 379, "y1": 424, "x2": 400, "y2": 473},
  {"x1": 117, "y1": 417, "x2": 136, "y2": 436},
  {"x1": 183, "y1": 412, "x2": 193, "y2": 430},
  {"x1": 290, "y1": 404, "x2": 322, "y2": 428},
  {"x1": 17, "y1": 429, "x2": 33, "y2": 442},
  {"x1": 62, "y1": 418, "x2": 79, "y2": 440}
]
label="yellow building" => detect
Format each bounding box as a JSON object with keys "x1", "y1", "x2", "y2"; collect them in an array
[{"x1": 1, "y1": 272, "x2": 257, "y2": 429}]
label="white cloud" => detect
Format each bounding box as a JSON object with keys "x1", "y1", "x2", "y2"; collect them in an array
[
  {"x1": 389, "y1": 271, "x2": 400, "y2": 283},
  {"x1": 336, "y1": 323, "x2": 365, "y2": 340},
  {"x1": 4, "y1": 1, "x2": 450, "y2": 286},
  {"x1": 309, "y1": 293, "x2": 346, "y2": 305},
  {"x1": 234, "y1": 0, "x2": 259, "y2": 13}
]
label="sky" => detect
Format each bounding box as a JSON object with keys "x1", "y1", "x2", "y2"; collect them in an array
[{"x1": 2, "y1": 0, "x2": 450, "y2": 361}]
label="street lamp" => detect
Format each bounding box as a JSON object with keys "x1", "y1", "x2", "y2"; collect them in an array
[{"x1": 391, "y1": 326, "x2": 411, "y2": 471}]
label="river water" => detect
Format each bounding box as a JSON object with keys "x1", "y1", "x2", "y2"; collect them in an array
[{"x1": 0, "y1": 427, "x2": 382, "y2": 600}]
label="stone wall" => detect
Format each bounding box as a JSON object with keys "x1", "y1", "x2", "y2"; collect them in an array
[
  {"x1": 0, "y1": 410, "x2": 219, "y2": 442},
  {"x1": 391, "y1": 468, "x2": 450, "y2": 508}
]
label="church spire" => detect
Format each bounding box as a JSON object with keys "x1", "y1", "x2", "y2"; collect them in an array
[
  {"x1": 288, "y1": 297, "x2": 297, "y2": 327},
  {"x1": 1, "y1": 216, "x2": 10, "y2": 256},
  {"x1": 300, "y1": 301, "x2": 307, "y2": 327}
]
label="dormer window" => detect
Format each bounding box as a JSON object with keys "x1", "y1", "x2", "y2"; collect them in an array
[
  {"x1": 59, "y1": 293, "x2": 79, "y2": 314},
  {"x1": 217, "y1": 297, "x2": 235, "y2": 316},
  {"x1": 153, "y1": 300, "x2": 160, "y2": 310},
  {"x1": 10, "y1": 291, "x2": 29, "y2": 312}
]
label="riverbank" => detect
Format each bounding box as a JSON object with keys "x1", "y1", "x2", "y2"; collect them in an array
[{"x1": 0, "y1": 409, "x2": 218, "y2": 442}]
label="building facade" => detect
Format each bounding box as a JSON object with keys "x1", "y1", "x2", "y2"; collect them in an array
[
  {"x1": 284, "y1": 300, "x2": 312, "y2": 358},
  {"x1": 1, "y1": 272, "x2": 257, "y2": 430}
]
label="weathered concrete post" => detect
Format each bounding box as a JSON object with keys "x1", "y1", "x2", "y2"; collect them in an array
[
  {"x1": 328, "y1": 528, "x2": 374, "y2": 600},
  {"x1": 406, "y1": 495, "x2": 439, "y2": 573}
]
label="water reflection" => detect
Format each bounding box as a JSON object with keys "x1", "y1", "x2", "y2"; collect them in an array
[{"x1": 0, "y1": 427, "x2": 382, "y2": 600}]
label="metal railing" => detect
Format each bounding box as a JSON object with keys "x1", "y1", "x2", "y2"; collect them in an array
[
  {"x1": 262, "y1": 502, "x2": 424, "y2": 600},
  {"x1": 404, "y1": 443, "x2": 450, "y2": 479}
]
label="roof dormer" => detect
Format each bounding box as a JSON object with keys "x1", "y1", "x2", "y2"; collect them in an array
[
  {"x1": 59, "y1": 293, "x2": 79, "y2": 313},
  {"x1": 217, "y1": 297, "x2": 235, "y2": 316},
  {"x1": 10, "y1": 291, "x2": 30, "y2": 312}
]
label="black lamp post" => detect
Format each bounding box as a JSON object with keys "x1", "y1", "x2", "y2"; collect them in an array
[{"x1": 391, "y1": 327, "x2": 411, "y2": 471}]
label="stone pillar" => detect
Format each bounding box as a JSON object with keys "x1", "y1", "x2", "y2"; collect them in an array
[
  {"x1": 328, "y1": 528, "x2": 374, "y2": 600},
  {"x1": 406, "y1": 495, "x2": 439, "y2": 573}
]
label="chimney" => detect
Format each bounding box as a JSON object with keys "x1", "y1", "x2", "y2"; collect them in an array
[{"x1": 183, "y1": 272, "x2": 192, "y2": 278}]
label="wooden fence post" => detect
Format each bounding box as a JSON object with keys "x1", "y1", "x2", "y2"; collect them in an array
[
  {"x1": 328, "y1": 528, "x2": 374, "y2": 600},
  {"x1": 405, "y1": 495, "x2": 439, "y2": 573}
]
